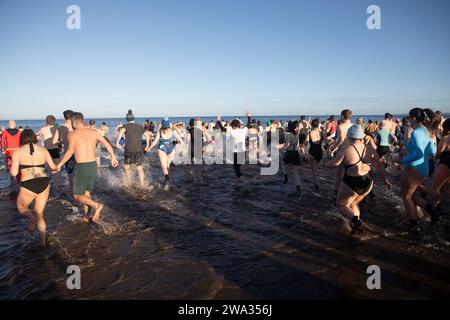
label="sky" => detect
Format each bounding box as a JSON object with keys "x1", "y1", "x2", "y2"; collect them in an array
[{"x1": 0, "y1": 0, "x2": 449, "y2": 120}]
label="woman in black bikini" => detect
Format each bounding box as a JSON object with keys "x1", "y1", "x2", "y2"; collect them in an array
[
  {"x1": 9, "y1": 129, "x2": 58, "y2": 247},
  {"x1": 306, "y1": 118, "x2": 328, "y2": 191},
  {"x1": 326, "y1": 125, "x2": 391, "y2": 234}
]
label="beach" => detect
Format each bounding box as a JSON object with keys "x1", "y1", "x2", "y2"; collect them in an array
[{"x1": 1, "y1": 147, "x2": 449, "y2": 300}]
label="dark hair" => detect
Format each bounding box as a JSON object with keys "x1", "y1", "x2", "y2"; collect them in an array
[
  {"x1": 230, "y1": 119, "x2": 241, "y2": 129},
  {"x1": 72, "y1": 112, "x2": 85, "y2": 123},
  {"x1": 443, "y1": 118, "x2": 450, "y2": 134},
  {"x1": 63, "y1": 110, "x2": 74, "y2": 120},
  {"x1": 330, "y1": 115, "x2": 335, "y2": 121},
  {"x1": 257, "y1": 120, "x2": 262, "y2": 126},
  {"x1": 368, "y1": 119, "x2": 373, "y2": 124},
  {"x1": 287, "y1": 121, "x2": 298, "y2": 134},
  {"x1": 341, "y1": 109, "x2": 352, "y2": 120},
  {"x1": 20, "y1": 128, "x2": 38, "y2": 146},
  {"x1": 89, "y1": 120, "x2": 96, "y2": 126},
  {"x1": 46, "y1": 115, "x2": 56, "y2": 125},
  {"x1": 312, "y1": 118, "x2": 320, "y2": 128},
  {"x1": 408, "y1": 108, "x2": 438, "y2": 130},
  {"x1": 300, "y1": 116, "x2": 305, "y2": 120}
]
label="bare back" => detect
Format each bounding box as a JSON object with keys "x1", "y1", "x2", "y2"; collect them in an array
[
  {"x1": 69, "y1": 128, "x2": 102, "y2": 163},
  {"x1": 343, "y1": 142, "x2": 374, "y2": 177}
]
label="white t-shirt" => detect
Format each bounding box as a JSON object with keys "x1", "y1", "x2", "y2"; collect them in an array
[{"x1": 226, "y1": 127, "x2": 248, "y2": 153}]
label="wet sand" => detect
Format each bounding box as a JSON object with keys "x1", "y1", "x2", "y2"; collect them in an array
[{"x1": 0, "y1": 152, "x2": 449, "y2": 300}]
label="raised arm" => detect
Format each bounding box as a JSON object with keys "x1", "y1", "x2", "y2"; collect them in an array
[{"x1": 216, "y1": 115, "x2": 227, "y2": 133}]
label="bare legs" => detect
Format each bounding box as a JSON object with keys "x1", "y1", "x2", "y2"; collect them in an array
[
  {"x1": 74, "y1": 191, "x2": 103, "y2": 224},
  {"x1": 432, "y1": 164, "x2": 450, "y2": 207},
  {"x1": 17, "y1": 186, "x2": 50, "y2": 247},
  {"x1": 400, "y1": 167, "x2": 426, "y2": 222}
]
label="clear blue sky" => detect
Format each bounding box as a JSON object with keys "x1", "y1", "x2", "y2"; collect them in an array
[{"x1": 0, "y1": 0, "x2": 449, "y2": 119}]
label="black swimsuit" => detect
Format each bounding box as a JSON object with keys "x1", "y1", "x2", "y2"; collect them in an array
[
  {"x1": 308, "y1": 131, "x2": 323, "y2": 163},
  {"x1": 19, "y1": 164, "x2": 50, "y2": 194},
  {"x1": 440, "y1": 150, "x2": 450, "y2": 169},
  {"x1": 342, "y1": 145, "x2": 373, "y2": 196}
]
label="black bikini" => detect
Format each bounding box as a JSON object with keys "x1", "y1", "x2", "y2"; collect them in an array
[
  {"x1": 18, "y1": 142, "x2": 51, "y2": 196},
  {"x1": 343, "y1": 145, "x2": 373, "y2": 195}
]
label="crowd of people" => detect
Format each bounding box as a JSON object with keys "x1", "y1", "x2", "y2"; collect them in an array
[{"x1": 0, "y1": 107, "x2": 448, "y2": 246}]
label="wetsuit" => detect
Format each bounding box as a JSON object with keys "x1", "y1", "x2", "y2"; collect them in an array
[
  {"x1": 343, "y1": 145, "x2": 373, "y2": 195},
  {"x1": 400, "y1": 127, "x2": 436, "y2": 177},
  {"x1": 1, "y1": 128, "x2": 22, "y2": 177}
]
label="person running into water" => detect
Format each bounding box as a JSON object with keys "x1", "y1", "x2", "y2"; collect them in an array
[
  {"x1": 432, "y1": 118, "x2": 450, "y2": 214},
  {"x1": 280, "y1": 120, "x2": 302, "y2": 193},
  {"x1": 1, "y1": 120, "x2": 22, "y2": 188},
  {"x1": 216, "y1": 113, "x2": 249, "y2": 183},
  {"x1": 326, "y1": 125, "x2": 392, "y2": 234},
  {"x1": 329, "y1": 109, "x2": 354, "y2": 195},
  {"x1": 375, "y1": 120, "x2": 397, "y2": 167},
  {"x1": 116, "y1": 110, "x2": 151, "y2": 188},
  {"x1": 306, "y1": 118, "x2": 328, "y2": 191},
  {"x1": 10, "y1": 129, "x2": 59, "y2": 247},
  {"x1": 52, "y1": 110, "x2": 75, "y2": 195},
  {"x1": 400, "y1": 108, "x2": 439, "y2": 231},
  {"x1": 37, "y1": 115, "x2": 61, "y2": 192},
  {"x1": 146, "y1": 118, "x2": 183, "y2": 190},
  {"x1": 57, "y1": 113, "x2": 118, "y2": 224}
]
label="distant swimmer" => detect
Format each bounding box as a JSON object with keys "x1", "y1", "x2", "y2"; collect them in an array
[
  {"x1": 10, "y1": 129, "x2": 58, "y2": 247},
  {"x1": 57, "y1": 113, "x2": 118, "y2": 224},
  {"x1": 115, "y1": 110, "x2": 151, "y2": 188},
  {"x1": 1, "y1": 120, "x2": 22, "y2": 188},
  {"x1": 326, "y1": 125, "x2": 391, "y2": 234}
]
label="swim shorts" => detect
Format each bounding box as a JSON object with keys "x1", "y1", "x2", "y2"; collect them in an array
[
  {"x1": 73, "y1": 161, "x2": 98, "y2": 196},
  {"x1": 124, "y1": 150, "x2": 144, "y2": 166}
]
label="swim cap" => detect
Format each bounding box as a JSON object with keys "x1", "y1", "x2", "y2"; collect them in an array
[
  {"x1": 161, "y1": 118, "x2": 170, "y2": 129},
  {"x1": 348, "y1": 124, "x2": 365, "y2": 140}
]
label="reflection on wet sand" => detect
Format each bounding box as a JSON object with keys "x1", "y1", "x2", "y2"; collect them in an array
[{"x1": 0, "y1": 152, "x2": 449, "y2": 299}]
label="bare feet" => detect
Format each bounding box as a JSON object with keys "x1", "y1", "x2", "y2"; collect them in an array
[
  {"x1": 91, "y1": 204, "x2": 104, "y2": 224},
  {"x1": 82, "y1": 214, "x2": 90, "y2": 223}
]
